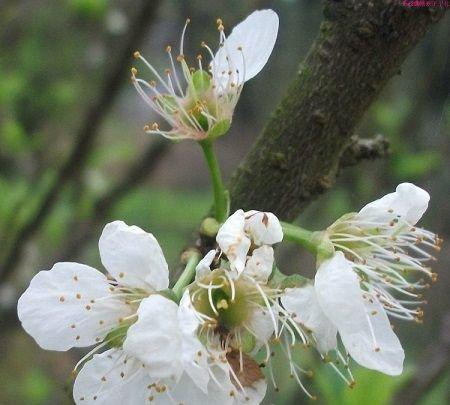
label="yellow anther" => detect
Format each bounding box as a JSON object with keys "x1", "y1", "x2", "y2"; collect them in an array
[
  {"x1": 216, "y1": 18, "x2": 223, "y2": 26},
  {"x1": 165, "y1": 45, "x2": 172, "y2": 53},
  {"x1": 131, "y1": 67, "x2": 138, "y2": 75},
  {"x1": 186, "y1": 18, "x2": 191, "y2": 24},
  {"x1": 151, "y1": 123, "x2": 159, "y2": 130},
  {"x1": 133, "y1": 51, "x2": 141, "y2": 59},
  {"x1": 197, "y1": 54, "x2": 202, "y2": 60},
  {"x1": 177, "y1": 54, "x2": 185, "y2": 62}
]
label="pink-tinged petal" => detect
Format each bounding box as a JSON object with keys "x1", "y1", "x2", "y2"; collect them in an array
[
  {"x1": 217, "y1": 210, "x2": 251, "y2": 274},
  {"x1": 17, "y1": 262, "x2": 131, "y2": 351},
  {"x1": 99, "y1": 221, "x2": 169, "y2": 291},
  {"x1": 244, "y1": 245, "x2": 274, "y2": 283},
  {"x1": 245, "y1": 210, "x2": 283, "y2": 245}
]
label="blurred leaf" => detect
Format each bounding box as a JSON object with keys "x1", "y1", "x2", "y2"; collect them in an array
[
  {"x1": 392, "y1": 151, "x2": 442, "y2": 179},
  {"x1": 22, "y1": 368, "x2": 54, "y2": 405},
  {"x1": 315, "y1": 366, "x2": 410, "y2": 405},
  {"x1": 0, "y1": 119, "x2": 28, "y2": 154},
  {"x1": 68, "y1": 0, "x2": 108, "y2": 19}
]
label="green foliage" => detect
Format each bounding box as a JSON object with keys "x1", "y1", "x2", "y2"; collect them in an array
[
  {"x1": 68, "y1": 0, "x2": 108, "y2": 19},
  {"x1": 22, "y1": 368, "x2": 54, "y2": 405},
  {"x1": 392, "y1": 150, "x2": 442, "y2": 179},
  {"x1": 314, "y1": 366, "x2": 410, "y2": 405}
]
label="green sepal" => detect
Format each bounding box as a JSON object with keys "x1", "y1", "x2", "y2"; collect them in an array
[
  {"x1": 280, "y1": 274, "x2": 310, "y2": 290},
  {"x1": 105, "y1": 325, "x2": 129, "y2": 348},
  {"x1": 208, "y1": 119, "x2": 231, "y2": 139},
  {"x1": 269, "y1": 267, "x2": 310, "y2": 290},
  {"x1": 159, "y1": 288, "x2": 179, "y2": 303}
]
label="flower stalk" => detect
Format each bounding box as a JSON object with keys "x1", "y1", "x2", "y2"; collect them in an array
[
  {"x1": 172, "y1": 250, "x2": 201, "y2": 300},
  {"x1": 281, "y1": 222, "x2": 317, "y2": 253},
  {"x1": 200, "y1": 139, "x2": 229, "y2": 223}
]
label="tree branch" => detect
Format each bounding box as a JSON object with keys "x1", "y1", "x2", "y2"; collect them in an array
[
  {"x1": 0, "y1": 0, "x2": 162, "y2": 282},
  {"x1": 228, "y1": 1, "x2": 446, "y2": 220},
  {"x1": 340, "y1": 134, "x2": 390, "y2": 169}
]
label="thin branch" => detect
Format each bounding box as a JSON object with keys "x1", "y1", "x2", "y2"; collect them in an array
[
  {"x1": 340, "y1": 134, "x2": 390, "y2": 169},
  {"x1": 0, "y1": 0, "x2": 162, "y2": 282},
  {"x1": 51, "y1": 139, "x2": 169, "y2": 263}
]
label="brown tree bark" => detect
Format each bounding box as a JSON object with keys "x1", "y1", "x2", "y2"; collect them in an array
[{"x1": 228, "y1": 0, "x2": 446, "y2": 220}]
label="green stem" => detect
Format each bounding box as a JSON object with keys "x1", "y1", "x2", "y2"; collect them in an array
[
  {"x1": 172, "y1": 251, "x2": 201, "y2": 300},
  {"x1": 281, "y1": 221, "x2": 318, "y2": 253},
  {"x1": 200, "y1": 140, "x2": 229, "y2": 223}
]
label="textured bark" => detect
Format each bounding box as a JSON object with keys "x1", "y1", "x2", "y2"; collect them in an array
[{"x1": 229, "y1": 0, "x2": 445, "y2": 221}]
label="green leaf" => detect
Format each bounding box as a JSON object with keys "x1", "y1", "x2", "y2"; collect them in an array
[
  {"x1": 208, "y1": 119, "x2": 231, "y2": 139},
  {"x1": 392, "y1": 151, "x2": 442, "y2": 179}
]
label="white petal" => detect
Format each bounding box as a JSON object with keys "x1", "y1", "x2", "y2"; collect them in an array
[
  {"x1": 165, "y1": 367, "x2": 234, "y2": 405},
  {"x1": 99, "y1": 221, "x2": 169, "y2": 291},
  {"x1": 244, "y1": 245, "x2": 274, "y2": 283},
  {"x1": 234, "y1": 378, "x2": 267, "y2": 405},
  {"x1": 282, "y1": 286, "x2": 337, "y2": 353},
  {"x1": 245, "y1": 210, "x2": 283, "y2": 245},
  {"x1": 315, "y1": 252, "x2": 404, "y2": 375},
  {"x1": 195, "y1": 249, "x2": 216, "y2": 280},
  {"x1": 73, "y1": 348, "x2": 151, "y2": 405},
  {"x1": 123, "y1": 295, "x2": 182, "y2": 380},
  {"x1": 217, "y1": 210, "x2": 251, "y2": 274},
  {"x1": 247, "y1": 307, "x2": 275, "y2": 347},
  {"x1": 212, "y1": 10, "x2": 279, "y2": 86},
  {"x1": 358, "y1": 183, "x2": 429, "y2": 225},
  {"x1": 178, "y1": 291, "x2": 210, "y2": 393},
  {"x1": 17, "y1": 262, "x2": 131, "y2": 351}
]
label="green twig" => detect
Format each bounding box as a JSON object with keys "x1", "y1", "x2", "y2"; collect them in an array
[
  {"x1": 200, "y1": 140, "x2": 229, "y2": 223},
  {"x1": 281, "y1": 222, "x2": 317, "y2": 253},
  {"x1": 172, "y1": 251, "x2": 201, "y2": 300}
]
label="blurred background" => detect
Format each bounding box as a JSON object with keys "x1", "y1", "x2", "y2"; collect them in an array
[{"x1": 0, "y1": 0, "x2": 449, "y2": 404}]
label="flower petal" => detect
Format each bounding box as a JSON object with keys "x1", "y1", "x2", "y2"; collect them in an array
[
  {"x1": 99, "y1": 221, "x2": 169, "y2": 291},
  {"x1": 282, "y1": 285, "x2": 337, "y2": 353},
  {"x1": 217, "y1": 210, "x2": 251, "y2": 274},
  {"x1": 195, "y1": 249, "x2": 216, "y2": 280},
  {"x1": 315, "y1": 252, "x2": 404, "y2": 375},
  {"x1": 123, "y1": 295, "x2": 182, "y2": 380},
  {"x1": 247, "y1": 307, "x2": 275, "y2": 347},
  {"x1": 358, "y1": 183, "x2": 429, "y2": 225},
  {"x1": 178, "y1": 291, "x2": 210, "y2": 393},
  {"x1": 245, "y1": 210, "x2": 283, "y2": 245},
  {"x1": 17, "y1": 262, "x2": 131, "y2": 351},
  {"x1": 73, "y1": 348, "x2": 151, "y2": 405},
  {"x1": 213, "y1": 9, "x2": 279, "y2": 86},
  {"x1": 244, "y1": 245, "x2": 274, "y2": 283}
]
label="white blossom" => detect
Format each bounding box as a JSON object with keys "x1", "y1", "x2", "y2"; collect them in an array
[
  {"x1": 326, "y1": 183, "x2": 440, "y2": 323},
  {"x1": 17, "y1": 220, "x2": 169, "y2": 352},
  {"x1": 131, "y1": 10, "x2": 279, "y2": 141},
  {"x1": 216, "y1": 209, "x2": 283, "y2": 275}
]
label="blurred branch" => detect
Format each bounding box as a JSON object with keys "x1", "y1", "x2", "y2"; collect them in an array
[
  {"x1": 0, "y1": 0, "x2": 163, "y2": 282},
  {"x1": 340, "y1": 134, "x2": 390, "y2": 169},
  {"x1": 52, "y1": 139, "x2": 170, "y2": 263},
  {"x1": 228, "y1": 1, "x2": 446, "y2": 220},
  {"x1": 393, "y1": 312, "x2": 450, "y2": 404}
]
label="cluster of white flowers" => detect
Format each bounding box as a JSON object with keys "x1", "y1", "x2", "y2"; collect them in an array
[
  {"x1": 17, "y1": 6, "x2": 441, "y2": 405},
  {"x1": 17, "y1": 183, "x2": 440, "y2": 403}
]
